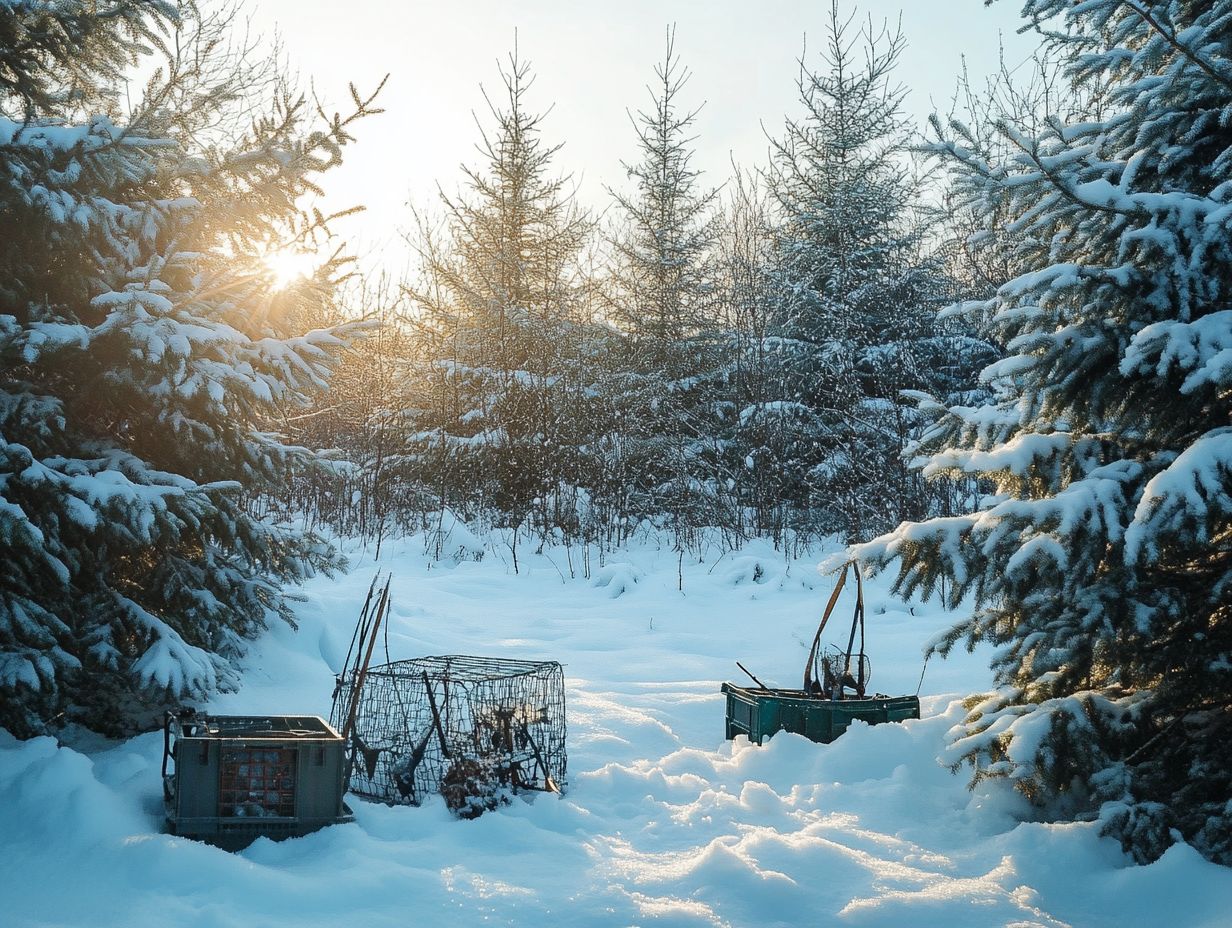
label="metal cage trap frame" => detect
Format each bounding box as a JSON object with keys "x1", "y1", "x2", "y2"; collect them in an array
[{"x1": 331, "y1": 653, "x2": 567, "y2": 810}]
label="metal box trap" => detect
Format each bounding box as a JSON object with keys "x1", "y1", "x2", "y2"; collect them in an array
[
  {"x1": 162, "y1": 711, "x2": 352, "y2": 846},
  {"x1": 331, "y1": 654, "x2": 567, "y2": 816}
]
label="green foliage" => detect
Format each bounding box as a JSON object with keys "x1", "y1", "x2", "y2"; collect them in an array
[{"x1": 761, "y1": 0, "x2": 974, "y2": 539}]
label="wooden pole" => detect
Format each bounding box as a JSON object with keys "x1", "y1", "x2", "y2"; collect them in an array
[{"x1": 342, "y1": 575, "x2": 391, "y2": 743}]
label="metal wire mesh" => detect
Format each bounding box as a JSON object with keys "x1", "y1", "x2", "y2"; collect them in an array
[{"x1": 331, "y1": 655, "x2": 567, "y2": 808}]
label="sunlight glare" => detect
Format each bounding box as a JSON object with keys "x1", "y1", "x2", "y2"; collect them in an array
[{"x1": 264, "y1": 249, "x2": 317, "y2": 290}]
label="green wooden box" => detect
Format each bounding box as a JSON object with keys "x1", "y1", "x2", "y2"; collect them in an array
[{"x1": 722, "y1": 683, "x2": 920, "y2": 745}]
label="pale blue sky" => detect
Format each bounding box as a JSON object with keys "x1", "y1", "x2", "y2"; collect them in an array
[{"x1": 245, "y1": 0, "x2": 1041, "y2": 269}]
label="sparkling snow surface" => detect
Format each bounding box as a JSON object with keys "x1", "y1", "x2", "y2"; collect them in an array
[{"x1": 2, "y1": 535, "x2": 1229, "y2": 927}]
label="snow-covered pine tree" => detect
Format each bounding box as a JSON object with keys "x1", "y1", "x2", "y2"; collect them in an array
[
  {"x1": 765, "y1": 1, "x2": 946, "y2": 539},
  {"x1": 602, "y1": 26, "x2": 724, "y2": 547},
  {"x1": 402, "y1": 46, "x2": 594, "y2": 556},
  {"x1": 607, "y1": 26, "x2": 719, "y2": 343},
  {"x1": 0, "y1": 1, "x2": 376, "y2": 735},
  {"x1": 855, "y1": 0, "x2": 1232, "y2": 865},
  {"x1": 711, "y1": 169, "x2": 791, "y2": 545}
]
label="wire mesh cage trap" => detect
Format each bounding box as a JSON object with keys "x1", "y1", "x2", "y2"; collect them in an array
[{"x1": 331, "y1": 655, "x2": 567, "y2": 816}]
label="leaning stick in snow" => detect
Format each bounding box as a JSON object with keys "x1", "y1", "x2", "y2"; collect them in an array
[
  {"x1": 331, "y1": 574, "x2": 379, "y2": 724},
  {"x1": 338, "y1": 574, "x2": 380, "y2": 689},
  {"x1": 804, "y1": 562, "x2": 850, "y2": 692},
  {"x1": 736, "y1": 661, "x2": 769, "y2": 690},
  {"x1": 342, "y1": 576, "x2": 392, "y2": 744},
  {"x1": 840, "y1": 569, "x2": 867, "y2": 699}
]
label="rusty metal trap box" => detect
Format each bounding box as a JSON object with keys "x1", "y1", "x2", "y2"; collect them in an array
[
  {"x1": 332, "y1": 655, "x2": 566, "y2": 816},
  {"x1": 161, "y1": 711, "x2": 352, "y2": 847},
  {"x1": 722, "y1": 683, "x2": 920, "y2": 745}
]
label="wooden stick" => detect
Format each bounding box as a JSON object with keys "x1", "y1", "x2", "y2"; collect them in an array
[
  {"x1": 736, "y1": 661, "x2": 769, "y2": 689},
  {"x1": 342, "y1": 575, "x2": 391, "y2": 743},
  {"x1": 804, "y1": 562, "x2": 850, "y2": 691},
  {"x1": 422, "y1": 670, "x2": 451, "y2": 758},
  {"x1": 341, "y1": 574, "x2": 379, "y2": 680}
]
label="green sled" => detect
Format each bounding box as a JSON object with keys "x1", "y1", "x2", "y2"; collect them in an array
[{"x1": 722, "y1": 682, "x2": 920, "y2": 745}]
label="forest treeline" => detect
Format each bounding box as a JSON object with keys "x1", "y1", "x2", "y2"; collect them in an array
[
  {"x1": 286, "y1": 17, "x2": 1001, "y2": 562},
  {"x1": 3, "y1": 0, "x2": 1230, "y2": 868}
]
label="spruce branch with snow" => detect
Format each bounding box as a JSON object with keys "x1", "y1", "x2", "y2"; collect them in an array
[
  {"x1": 0, "y1": 0, "x2": 379, "y2": 735},
  {"x1": 855, "y1": 0, "x2": 1232, "y2": 865}
]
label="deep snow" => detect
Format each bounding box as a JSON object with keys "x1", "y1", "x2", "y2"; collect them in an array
[{"x1": 2, "y1": 534, "x2": 1229, "y2": 927}]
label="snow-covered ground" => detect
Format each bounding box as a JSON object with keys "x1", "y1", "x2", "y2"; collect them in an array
[{"x1": 2, "y1": 533, "x2": 1229, "y2": 927}]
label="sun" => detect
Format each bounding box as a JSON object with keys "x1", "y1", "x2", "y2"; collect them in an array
[{"x1": 263, "y1": 248, "x2": 317, "y2": 290}]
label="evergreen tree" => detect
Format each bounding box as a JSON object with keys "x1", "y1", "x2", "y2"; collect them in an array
[
  {"x1": 607, "y1": 26, "x2": 719, "y2": 343},
  {"x1": 857, "y1": 0, "x2": 1232, "y2": 865},
  {"x1": 0, "y1": 1, "x2": 376, "y2": 735},
  {"x1": 764, "y1": 1, "x2": 946, "y2": 539},
  {"x1": 402, "y1": 47, "x2": 594, "y2": 557},
  {"x1": 602, "y1": 26, "x2": 723, "y2": 547},
  {"x1": 712, "y1": 169, "x2": 786, "y2": 544}
]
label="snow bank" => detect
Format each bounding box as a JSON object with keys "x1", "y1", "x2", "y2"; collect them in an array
[{"x1": 2, "y1": 535, "x2": 1229, "y2": 927}]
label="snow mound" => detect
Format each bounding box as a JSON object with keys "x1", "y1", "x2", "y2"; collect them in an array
[
  {"x1": 425, "y1": 509, "x2": 487, "y2": 564},
  {"x1": 588, "y1": 561, "x2": 644, "y2": 598},
  {"x1": 715, "y1": 553, "x2": 784, "y2": 587}
]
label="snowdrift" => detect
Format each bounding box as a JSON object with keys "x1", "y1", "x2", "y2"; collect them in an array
[{"x1": 1, "y1": 534, "x2": 1228, "y2": 927}]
